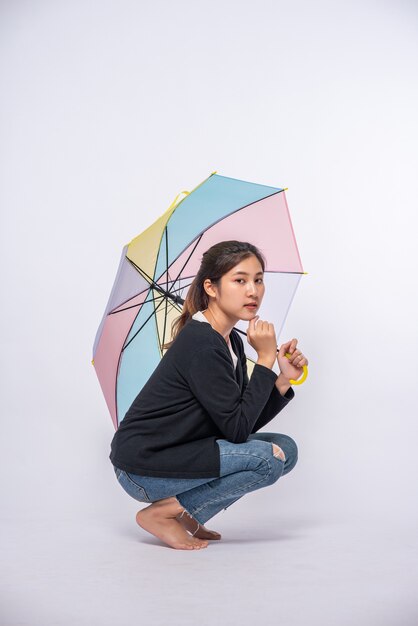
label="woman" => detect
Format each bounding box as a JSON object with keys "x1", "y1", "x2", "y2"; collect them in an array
[{"x1": 110, "y1": 240, "x2": 308, "y2": 550}]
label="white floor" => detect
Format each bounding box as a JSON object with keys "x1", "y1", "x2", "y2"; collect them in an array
[{"x1": 2, "y1": 503, "x2": 417, "y2": 626}]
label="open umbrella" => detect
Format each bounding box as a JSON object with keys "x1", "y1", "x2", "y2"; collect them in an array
[{"x1": 92, "y1": 171, "x2": 308, "y2": 429}]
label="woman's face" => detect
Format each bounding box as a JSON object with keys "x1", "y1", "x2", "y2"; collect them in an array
[{"x1": 206, "y1": 254, "x2": 265, "y2": 322}]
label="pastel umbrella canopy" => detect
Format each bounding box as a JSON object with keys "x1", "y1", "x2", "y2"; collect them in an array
[{"x1": 92, "y1": 172, "x2": 306, "y2": 429}]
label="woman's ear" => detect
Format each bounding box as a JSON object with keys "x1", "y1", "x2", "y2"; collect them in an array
[{"x1": 203, "y1": 278, "x2": 217, "y2": 299}]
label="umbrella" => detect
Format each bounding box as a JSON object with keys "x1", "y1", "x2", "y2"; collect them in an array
[{"x1": 92, "y1": 171, "x2": 308, "y2": 429}]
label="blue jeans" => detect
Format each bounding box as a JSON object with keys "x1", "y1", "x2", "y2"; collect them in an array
[{"x1": 113, "y1": 432, "x2": 298, "y2": 525}]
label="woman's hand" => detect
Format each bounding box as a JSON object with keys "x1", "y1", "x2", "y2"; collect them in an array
[
  {"x1": 277, "y1": 338, "x2": 309, "y2": 383},
  {"x1": 247, "y1": 315, "x2": 277, "y2": 367}
]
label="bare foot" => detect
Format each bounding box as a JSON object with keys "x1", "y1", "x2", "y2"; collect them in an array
[
  {"x1": 176, "y1": 510, "x2": 222, "y2": 540},
  {"x1": 135, "y1": 496, "x2": 209, "y2": 550}
]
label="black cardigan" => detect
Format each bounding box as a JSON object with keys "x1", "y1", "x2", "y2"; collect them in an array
[{"x1": 109, "y1": 319, "x2": 295, "y2": 478}]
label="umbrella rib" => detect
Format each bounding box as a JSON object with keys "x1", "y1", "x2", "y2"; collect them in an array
[
  {"x1": 125, "y1": 257, "x2": 166, "y2": 296},
  {"x1": 125, "y1": 257, "x2": 184, "y2": 306},
  {"x1": 122, "y1": 294, "x2": 181, "y2": 352},
  {"x1": 161, "y1": 226, "x2": 169, "y2": 350},
  {"x1": 109, "y1": 280, "x2": 195, "y2": 315},
  {"x1": 165, "y1": 232, "x2": 204, "y2": 296},
  {"x1": 165, "y1": 269, "x2": 304, "y2": 280},
  {"x1": 114, "y1": 291, "x2": 178, "y2": 422},
  {"x1": 127, "y1": 232, "x2": 204, "y2": 351},
  {"x1": 106, "y1": 257, "x2": 167, "y2": 316},
  {"x1": 125, "y1": 231, "x2": 201, "y2": 303}
]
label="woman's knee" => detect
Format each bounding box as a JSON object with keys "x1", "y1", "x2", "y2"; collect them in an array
[
  {"x1": 243, "y1": 440, "x2": 285, "y2": 484},
  {"x1": 279, "y1": 435, "x2": 298, "y2": 471},
  {"x1": 249, "y1": 432, "x2": 298, "y2": 465}
]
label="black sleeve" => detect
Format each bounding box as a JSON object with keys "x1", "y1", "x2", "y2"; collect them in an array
[
  {"x1": 238, "y1": 342, "x2": 295, "y2": 434},
  {"x1": 186, "y1": 346, "x2": 279, "y2": 443}
]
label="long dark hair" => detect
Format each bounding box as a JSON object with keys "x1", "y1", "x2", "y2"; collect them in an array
[{"x1": 162, "y1": 240, "x2": 266, "y2": 350}]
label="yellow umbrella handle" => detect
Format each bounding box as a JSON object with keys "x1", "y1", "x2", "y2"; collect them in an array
[{"x1": 284, "y1": 352, "x2": 308, "y2": 385}]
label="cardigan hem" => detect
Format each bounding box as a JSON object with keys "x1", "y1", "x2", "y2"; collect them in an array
[{"x1": 110, "y1": 457, "x2": 221, "y2": 479}]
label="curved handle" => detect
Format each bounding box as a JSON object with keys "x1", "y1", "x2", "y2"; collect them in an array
[
  {"x1": 167, "y1": 190, "x2": 190, "y2": 211},
  {"x1": 284, "y1": 352, "x2": 308, "y2": 385}
]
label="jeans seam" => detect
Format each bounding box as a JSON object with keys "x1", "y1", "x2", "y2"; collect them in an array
[
  {"x1": 189, "y1": 452, "x2": 275, "y2": 517},
  {"x1": 119, "y1": 471, "x2": 152, "y2": 503}
]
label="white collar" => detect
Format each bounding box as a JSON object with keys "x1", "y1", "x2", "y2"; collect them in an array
[
  {"x1": 191, "y1": 310, "x2": 210, "y2": 324},
  {"x1": 192, "y1": 310, "x2": 232, "y2": 345}
]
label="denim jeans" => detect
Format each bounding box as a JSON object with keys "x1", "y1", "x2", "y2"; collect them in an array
[{"x1": 113, "y1": 432, "x2": 298, "y2": 525}]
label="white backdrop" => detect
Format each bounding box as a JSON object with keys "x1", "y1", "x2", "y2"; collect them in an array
[{"x1": 1, "y1": 1, "x2": 417, "y2": 624}]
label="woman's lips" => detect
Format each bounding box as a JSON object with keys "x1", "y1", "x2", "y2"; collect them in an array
[{"x1": 244, "y1": 304, "x2": 257, "y2": 308}]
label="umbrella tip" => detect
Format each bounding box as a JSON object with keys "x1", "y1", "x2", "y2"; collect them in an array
[
  {"x1": 91, "y1": 359, "x2": 95, "y2": 365},
  {"x1": 211, "y1": 170, "x2": 218, "y2": 175}
]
